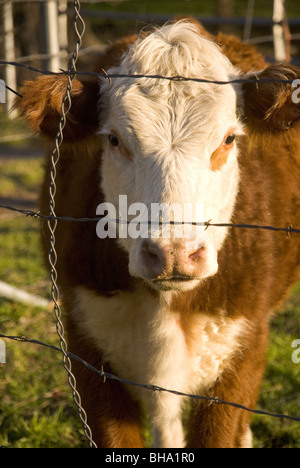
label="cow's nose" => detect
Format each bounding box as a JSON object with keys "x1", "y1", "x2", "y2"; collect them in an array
[
  {"x1": 141, "y1": 239, "x2": 205, "y2": 280},
  {"x1": 141, "y1": 240, "x2": 166, "y2": 279}
]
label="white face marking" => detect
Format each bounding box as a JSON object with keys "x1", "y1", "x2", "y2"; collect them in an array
[{"x1": 99, "y1": 22, "x2": 243, "y2": 290}]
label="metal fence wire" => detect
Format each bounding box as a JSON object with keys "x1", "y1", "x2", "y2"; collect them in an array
[
  {"x1": 2, "y1": 60, "x2": 300, "y2": 85},
  {"x1": 0, "y1": 333, "x2": 300, "y2": 424},
  {"x1": 38, "y1": 0, "x2": 96, "y2": 449},
  {"x1": 1, "y1": 0, "x2": 300, "y2": 448}
]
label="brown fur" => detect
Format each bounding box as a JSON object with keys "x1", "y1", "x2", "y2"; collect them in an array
[
  {"x1": 17, "y1": 76, "x2": 100, "y2": 141},
  {"x1": 16, "y1": 21, "x2": 300, "y2": 448},
  {"x1": 217, "y1": 32, "x2": 267, "y2": 72},
  {"x1": 243, "y1": 64, "x2": 300, "y2": 132}
]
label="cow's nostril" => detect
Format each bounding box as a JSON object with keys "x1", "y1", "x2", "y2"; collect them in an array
[
  {"x1": 141, "y1": 240, "x2": 165, "y2": 277},
  {"x1": 188, "y1": 245, "x2": 206, "y2": 260}
]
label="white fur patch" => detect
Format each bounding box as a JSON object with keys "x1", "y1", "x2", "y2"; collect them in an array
[
  {"x1": 240, "y1": 427, "x2": 253, "y2": 448},
  {"x1": 71, "y1": 287, "x2": 248, "y2": 448}
]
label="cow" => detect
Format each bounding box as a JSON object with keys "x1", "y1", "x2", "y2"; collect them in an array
[{"x1": 16, "y1": 19, "x2": 300, "y2": 448}]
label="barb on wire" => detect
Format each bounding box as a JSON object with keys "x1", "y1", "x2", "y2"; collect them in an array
[
  {"x1": 1, "y1": 333, "x2": 300, "y2": 424},
  {"x1": 1, "y1": 203, "x2": 300, "y2": 236}
]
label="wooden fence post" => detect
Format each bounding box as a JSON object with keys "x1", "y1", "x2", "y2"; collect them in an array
[
  {"x1": 3, "y1": 0, "x2": 17, "y2": 117},
  {"x1": 273, "y1": 0, "x2": 289, "y2": 61},
  {"x1": 58, "y1": 0, "x2": 69, "y2": 70},
  {"x1": 41, "y1": 0, "x2": 61, "y2": 72}
]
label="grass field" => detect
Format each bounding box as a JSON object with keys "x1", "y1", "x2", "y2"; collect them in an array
[
  {"x1": 0, "y1": 115, "x2": 88, "y2": 447},
  {"x1": 80, "y1": 0, "x2": 300, "y2": 58},
  {"x1": 85, "y1": 0, "x2": 300, "y2": 19}
]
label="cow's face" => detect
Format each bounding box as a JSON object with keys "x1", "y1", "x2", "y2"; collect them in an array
[
  {"x1": 16, "y1": 22, "x2": 300, "y2": 293},
  {"x1": 99, "y1": 22, "x2": 243, "y2": 292}
]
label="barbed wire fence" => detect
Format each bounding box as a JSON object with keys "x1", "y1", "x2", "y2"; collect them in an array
[
  {"x1": 1, "y1": 333, "x2": 300, "y2": 424},
  {"x1": 1, "y1": 0, "x2": 300, "y2": 448}
]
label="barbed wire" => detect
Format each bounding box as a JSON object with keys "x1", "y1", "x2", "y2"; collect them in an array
[
  {"x1": 0, "y1": 204, "x2": 299, "y2": 236},
  {"x1": 3, "y1": 82, "x2": 23, "y2": 98},
  {"x1": 1, "y1": 333, "x2": 300, "y2": 424},
  {"x1": 0, "y1": 59, "x2": 299, "y2": 86}
]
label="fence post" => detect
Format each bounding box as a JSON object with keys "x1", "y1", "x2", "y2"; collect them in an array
[
  {"x1": 41, "y1": 0, "x2": 61, "y2": 72},
  {"x1": 216, "y1": 0, "x2": 234, "y2": 33},
  {"x1": 243, "y1": 0, "x2": 255, "y2": 42},
  {"x1": 273, "y1": 0, "x2": 286, "y2": 61},
  {"x1": 3, "y1": 0, "x2": 17, "y2": 118},
  {"x1": 58, "y1": 0, "x2": 69, "y2": 70}
]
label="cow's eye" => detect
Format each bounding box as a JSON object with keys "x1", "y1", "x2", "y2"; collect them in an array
[
  {"x1": 108, "y1": 134, "x2": 120, "y2": 147},
  {"x1": 224, "y1": 134, "x2": 236, "y2": 145}
]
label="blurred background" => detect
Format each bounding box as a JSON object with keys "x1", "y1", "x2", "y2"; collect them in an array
[
  {"x1": 0, "y1": 0, "x2": 300, "y2": 449},
  {"x1": 1, "y1": 0, "x2": 300, "y2": 114}
]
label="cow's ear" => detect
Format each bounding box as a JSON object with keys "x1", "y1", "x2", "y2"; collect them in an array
[
  {"x1": 242, "y1": 64, "x2": 300, "y2": 132},
  {"x1": 15, "y1": 75, "x2": 99, "y2": 141}
]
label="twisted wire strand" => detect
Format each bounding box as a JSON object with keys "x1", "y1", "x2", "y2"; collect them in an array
[{"x1": 46, "y1": 0, "x2": 97, "y2": 449}]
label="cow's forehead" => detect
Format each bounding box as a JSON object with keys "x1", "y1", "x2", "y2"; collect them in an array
[
  {"x1": 100, "y1": 21, "x2": 241, "y2": 147},
  {"x1": 104, "y1": 78, "x2": 240, "y2": 158},
  {"x1": 122, "y1": 21, "x2": 236, "y2": 81}
]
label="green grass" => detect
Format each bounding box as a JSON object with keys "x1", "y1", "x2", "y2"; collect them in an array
[
  {"x1": 83, "y1": 0, "x2": 300, "y2": 45},
  {"x1": 0, "y1": 159, "x2": 43, "y2": 199},
  {"x1": 86, "y1": 0, "x2": 300, "y2": 18},
  {"x1": 0, "y1": 108, "x2": 300, "y2": 448},
  {"x1": 0, "y1": 130, "x2": 87, "y2": 447},
  {"x1": 78, "y1": 0, "x2": 299, "y2": 65},
  {"x1": 0, "y1": 300, "x2": 87, "y2": 448},
  {"x1": 253, "y1": 300, "x2": 300, "y2": 448},
  {"x1": 0, "y1": 109, "x2": 31, "y2": 145},
  {"x1": 0, "y1": 217, "x2": 49, "y2": 297}
]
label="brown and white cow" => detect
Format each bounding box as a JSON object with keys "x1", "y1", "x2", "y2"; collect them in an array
[{"x1": 17, "y1": 20, "x2": 300, "y2": 448}]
